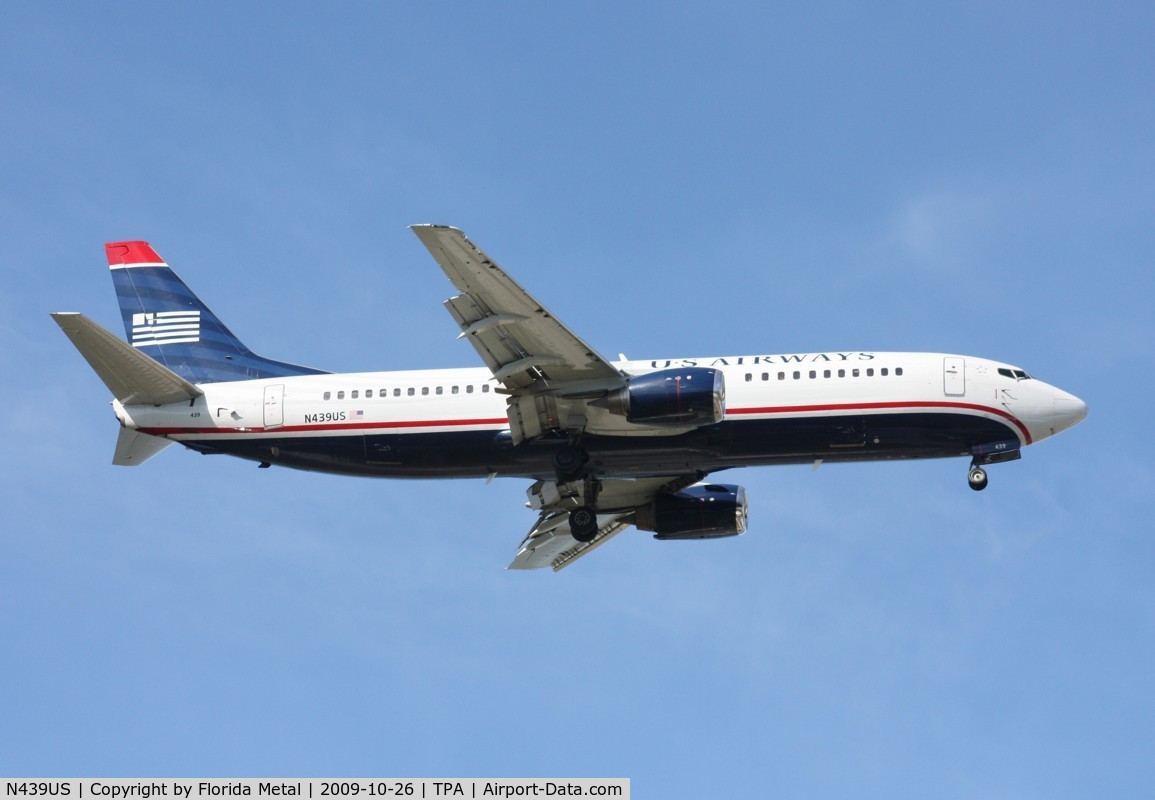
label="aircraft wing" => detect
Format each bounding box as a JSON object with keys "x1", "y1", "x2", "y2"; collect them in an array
[
  {"x1": 509, "y1": 512, "x2": 633, "y2": 571},
  {"x1": 411, "y1": 225, "x2": 712, "y2": 571},
  {"x1": 410, "y1": 225, "x2": 624, "y2": 394},
  {"x1": 510, "y1": 475, "x2": 701, "y2": 571}
]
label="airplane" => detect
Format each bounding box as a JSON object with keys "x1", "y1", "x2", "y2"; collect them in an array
[{"x1": 52, "y1": 225, "x2": 1088, "y2": 571}]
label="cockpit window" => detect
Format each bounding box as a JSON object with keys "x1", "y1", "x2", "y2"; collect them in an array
[{"x1": 998, "y1": 367, "x2": 1033, "y2": 380}]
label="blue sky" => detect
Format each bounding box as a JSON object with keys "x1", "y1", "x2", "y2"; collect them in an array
[{"x1": 2, "y1": 2, "x2": 1153, "y2": 796}]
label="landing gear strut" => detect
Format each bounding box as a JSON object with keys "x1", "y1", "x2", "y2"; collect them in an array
[
  {"x1": 553, "y1": 439, "x2": 598, "y2": 540},
  {"x1": 968, "y1": 463, "x2": 989, "y2": 491},
  {"x1": 967, "y1": 442, "x2": 1021, "y2": 492}
]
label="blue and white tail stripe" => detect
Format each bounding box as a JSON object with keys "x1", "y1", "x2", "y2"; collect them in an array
[{"x1": 107, "y1": 241, "x2": 328, "y2": 384}]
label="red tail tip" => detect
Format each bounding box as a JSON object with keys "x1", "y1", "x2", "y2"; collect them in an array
[{"x1": 105, "y1": 240, "x2": 165, "y2": 266}]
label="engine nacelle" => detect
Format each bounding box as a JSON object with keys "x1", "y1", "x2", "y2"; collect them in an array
[
  {"x1": 601, "y1": 367, "x2": 725, "y2": 427},
  {"x1": 634, "y1": 483, "x2": 748, "y2": 539}
]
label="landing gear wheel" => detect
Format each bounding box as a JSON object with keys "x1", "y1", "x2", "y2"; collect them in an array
[
  {"x1": 553, "y1": 446, "x2": 588, "y2": 482},
  {"x1": 569, "y1": 506, "x2": 598, "y2": 542},
  {"x1": 968, "y1": 467, "x2": 989, "y2": 491}
]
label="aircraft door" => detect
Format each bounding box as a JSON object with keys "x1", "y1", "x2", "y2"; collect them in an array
[
  {"x1": 263, "y1": 384, "x2": 285, "y2": 429},
  {"x1": 943, "y1": 357, "x2": 966, "y2": 397}
]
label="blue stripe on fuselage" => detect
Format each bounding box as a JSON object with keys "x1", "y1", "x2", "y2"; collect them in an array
[{"x1": 178, "y1": 412, "x2": 1020, "y2": 480}]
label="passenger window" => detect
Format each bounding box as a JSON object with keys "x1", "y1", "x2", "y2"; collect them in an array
[
  {"x1": 895, "y1": 367, "x2": 903, "y2": 376},
  {"x1": 745, "y1": 373, "x2": 752, "y2": 382},
  {"x1": 852, "y1": 369, "x2": 860, "y2": 377},
  {"x1": 351, "y1": 390, "x2": 359, "y2": 399},
  {"x1": 452, "y1": 386, "x2": 459, "y2": 394},
  {"x1": 436, "y1": 386, "x2": 443, "y2": 395},
  {"x1": 793, "y1": 371, "x2": 800, "y2": 380},
  {"x1": 466, "y1": 385, "x2": 474, "y2": 394},
  {"x1": 337, "y1": 391, "x2": 345, "y2": 400},
  {"x1": 866, "y1": 368, "x2": 874, "y2": 377},
  {"x1": 881, "y1": 368, "x2": 889, "y2": 376},
  {"x1": 482, "y1": 385, "x2": 490, "y2": 393},
  {"x1": 762, "y1": 372, "x2": 769, "y2": 381},
  {"x1": 393, "y1": 388, "x2": 401, "y2": 397},
  {"x1": 809, "y1": 370, "x2": 817, "y2": 379},
  {"x1": 407, "y1": 387, "x2": 415, "y2": 396},
  {"x1": 823, "y1": 369, "x2": 831, "y2": 378},
  {"x1": 421, "y1": 387, "x2": 429, "y2": 395},
  {"x1": 778, "y1": 372, "x2": 785, "y2": 381},
  {"x1": 366, "y1": 389, "x2": 373, "y2": 398},
  {"x1": 838, "y1": 369, "x2": 845, "y2": 378},
  {"x1": 323, "y1": 391, "x2": 331, "y2": 401}
]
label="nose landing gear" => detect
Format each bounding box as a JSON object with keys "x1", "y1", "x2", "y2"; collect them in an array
[
  {"x1": 967, "y1": 441, "x2": 1021, "y2": 491},
  {"x1": 968, "y1": 463, "x2": 989, "y2": 491}
]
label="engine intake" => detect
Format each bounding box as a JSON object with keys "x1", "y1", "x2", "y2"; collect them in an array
[
  {"x1": 601, "y1": 367, "x2": 725, "y2": 427},
  {"x1": 634, "y1": 483, "x2": 748, "y2": 539}
]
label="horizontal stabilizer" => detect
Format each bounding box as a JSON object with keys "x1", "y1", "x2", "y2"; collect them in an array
[
  {"x1": 113, "y1": 428, "x2": 172, "y2": 466},
  {"x1": 51, "y1": 312, "x2": 202, "y2": 405}
]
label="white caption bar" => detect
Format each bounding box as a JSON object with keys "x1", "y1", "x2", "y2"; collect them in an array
[{"x1": 1, "y1": 780, "x2": 628, "y2": 800}]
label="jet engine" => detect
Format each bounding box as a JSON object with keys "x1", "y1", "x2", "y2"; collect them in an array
[
  {"x1": 633, "y1": 483, "x2": 748, "y2": 539},
  {"x1": 599, "y1": 367, "x2": 725, "y2": 427}
]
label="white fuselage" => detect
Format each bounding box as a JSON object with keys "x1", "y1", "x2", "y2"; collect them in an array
[{"x1": 113, "y1": 351, "x2": 1086, "y2": 481}]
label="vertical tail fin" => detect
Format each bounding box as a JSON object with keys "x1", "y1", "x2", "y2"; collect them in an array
[{"x1": 107, "y1": 241, "x2": 326, "y2": 384}]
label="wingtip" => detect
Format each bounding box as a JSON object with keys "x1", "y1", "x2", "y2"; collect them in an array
[
  {"x1": 409, "y1": 224, "x2": 462, "y2": 235},
  {"x1": 50, "y1": 311, "x2": 83, "y2": 330}
]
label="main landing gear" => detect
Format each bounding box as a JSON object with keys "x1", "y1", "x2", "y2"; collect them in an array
[
  {"x1": 551, "y1": 442, "x2": 600, "y2": 542},
  {"x1": 553, "y1": 445, "x2": 588, "y2": 482},
  {"x1": 968, "y1": 463, "x2": 989, "y2": 491},
  {"x1": 569, "y1": 506, "x2": 599, "y2": 542}
]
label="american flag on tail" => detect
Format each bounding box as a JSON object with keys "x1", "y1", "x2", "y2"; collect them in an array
[{"x1": 131, "y1": 310, "x2": 201, "y2": 347}]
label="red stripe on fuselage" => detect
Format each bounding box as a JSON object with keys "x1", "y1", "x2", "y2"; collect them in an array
[
  {"x1": 138, "y1": 401, "x2": 1031, "y2": 445},
  {"x1": 138, "y1": 417, "x2": 510, "y2": 437}
]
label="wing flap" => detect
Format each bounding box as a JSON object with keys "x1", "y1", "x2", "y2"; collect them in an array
[
  {"x1": 510, "y1": 474, "x2": 705, "y2": 570},
  {"x1": 508, "y1": 512, "x2": 632, "y2": 572}
]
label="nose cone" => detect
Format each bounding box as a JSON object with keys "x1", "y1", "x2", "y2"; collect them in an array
[{"x1": 1052, "y1": 387, "x2": 1088, "y2": 435}]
